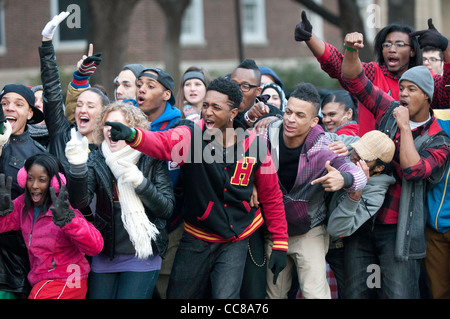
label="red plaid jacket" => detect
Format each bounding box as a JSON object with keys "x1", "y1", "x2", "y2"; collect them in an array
[{"x1": 317, "y1": 42, "x2": 450, "y2": 136}]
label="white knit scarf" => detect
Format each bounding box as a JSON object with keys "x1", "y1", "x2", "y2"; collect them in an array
[{"x1": 102, "y1": 141, "x2": 159, "y2": 259}]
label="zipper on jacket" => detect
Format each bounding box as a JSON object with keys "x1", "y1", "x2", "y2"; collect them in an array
[{"x1": 434, "y1": 167, "x2": 450, "y2": 230}]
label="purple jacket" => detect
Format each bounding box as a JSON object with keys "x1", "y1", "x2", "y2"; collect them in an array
[{"x1": 264, "y1": 120, "x2": 367, "y2": 235}]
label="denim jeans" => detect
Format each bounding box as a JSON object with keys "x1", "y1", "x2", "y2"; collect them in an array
[
  {"x1": 344, "y1": 221, "x2": 421, "y2": 299},
  {"x1": 88, "y1": 270, "x2": 160, "y2": 299},
  {"x1": 167, "y1": 232, "x2": 249, "y2": 299}
]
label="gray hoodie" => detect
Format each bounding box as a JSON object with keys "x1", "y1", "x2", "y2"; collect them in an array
[{"x1": 326, "y1": 173, "x2": 396, "y2": 238}]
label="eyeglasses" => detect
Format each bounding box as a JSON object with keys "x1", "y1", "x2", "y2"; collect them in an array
[
  {"x1": 423, "y1": 57, "x2": 442, "y2": 63},
  {"x1": 234, "y1": 82, "x2": 259, "y2": 92},
  {"x1": 381, "y1": 41, "x2": 411, "y2": 49}
]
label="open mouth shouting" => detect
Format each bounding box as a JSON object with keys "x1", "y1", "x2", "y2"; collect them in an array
[
  {"x1": 31, "y1": 191, "x2": 43, "y2": 204},
  {"x1": 5, "y1": 116, "x2": 17, "y2": 128},
  {"x1": 387, "y1": 55, "x2": 400, "y2": 68},
  {"x1": 399, "y1": 99, "x2": 409, "y2": 107},
  {"x1": 204, "y1": 118, "x2": 216, "y2": 130},
  {"x1": 137, "y1": 95, "x2": 146, "y2": 106},
  {"x1": 78, "y1": 115, "x2": 90, "y2": 128}
]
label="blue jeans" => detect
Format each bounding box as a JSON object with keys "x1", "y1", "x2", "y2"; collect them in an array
[
  {"x1": 88, "y1": 270, "x2": 160, "y2": 299},
  {"x1": 167, "y1": 232, "x2": 249, "y2": 299},
  {"x1": 344, "y1": 222, "x2": 421, "y2": 299}
]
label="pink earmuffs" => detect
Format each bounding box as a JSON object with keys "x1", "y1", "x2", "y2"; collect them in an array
[{"x1": 17, "y1": 167, "x2": 67, "y2": 193}]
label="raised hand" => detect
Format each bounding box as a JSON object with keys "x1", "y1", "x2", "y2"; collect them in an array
[
  {"x1": 294, "y1": 10, "x2": 313, "y2": 42},
  {"x1": 344, "y1": 32, "x2": 365, "y2": 51},
  {"x1": 50, "y1": 184, "x2": 75, "y2": 227},
  {"x1": 410, "y1": 18, "x2": 449, "y2": 51},
  {"x1": 0, "y1": 174, "x2": 13, "y2": 216},
  {"x1": 42, "y1": 11, "x2": 70, "y2": 40},
  {"x1": 76, "y1": 44, "x2": 102, "y2": 78},
  {"x1": 65, "y1": 127, "x2": 89, "y2": 165}
]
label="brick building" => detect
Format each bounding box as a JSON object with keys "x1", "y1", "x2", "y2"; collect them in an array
[{"x1": 0, "y1": 0, "x2": 448, "y2": 94}]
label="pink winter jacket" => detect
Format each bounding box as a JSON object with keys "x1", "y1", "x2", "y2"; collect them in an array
[{"x1": 0, "y1": 194, "x2": 103, "y2": 287}]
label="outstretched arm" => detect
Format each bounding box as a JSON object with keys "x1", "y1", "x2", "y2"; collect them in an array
[
  {"x1": 294, "y1": 10, "x2": 326, "y2": 57},
  {"x1": 106, "y1": 121, "x2": 192, "y2": 164}
]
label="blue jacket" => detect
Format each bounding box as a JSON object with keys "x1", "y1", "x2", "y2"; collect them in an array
[
  {"x1": 150, "y1": 102, "x2": 183, "y2": 233},
  {"x1": 150, "y1": 102, "x2": 181, "y2": 132},
  {"x1": 149, "y1": 102, "x2": 182, "y2": 186},
  {"x1": 427, "y1": 119, "x2": 450, "y2": 233}
]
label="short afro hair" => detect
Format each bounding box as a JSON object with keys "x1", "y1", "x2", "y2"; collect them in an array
[
  {"x1": 207, "y1": 77, "x2": 243, "y2": 109},
  {"x1": 289, "y1": 83, "x2": 321, "y2": 117}
]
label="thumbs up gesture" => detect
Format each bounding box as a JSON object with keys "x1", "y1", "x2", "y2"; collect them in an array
[{"x1": 311, "y1": 160, "x2": 345, "y2": 192}]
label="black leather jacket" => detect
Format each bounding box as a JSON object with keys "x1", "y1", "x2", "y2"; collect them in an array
[
  {"x1": 39, "y1": 40, "x2": 96, "y2": 174},
  {"x1": 67, "y1": 147, "x2": 175, "y2": 259}
]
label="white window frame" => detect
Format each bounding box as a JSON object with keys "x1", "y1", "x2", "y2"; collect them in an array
[
  {"x1": 50, "y1": 0, "x2": 87, "y2": 51},
  {"x1": 242, "y1": 0, "x2": 268, "y2": 45},
  {"x1": 180, "y1": 0, "x2": 206, "y2": 47},
  {"x1": 308, "y1": 0, "x2": 324, "y2": 40}
]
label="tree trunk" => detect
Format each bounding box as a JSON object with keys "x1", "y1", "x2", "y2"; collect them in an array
[
  {"x1": 86, "y1": 0, "x2": 141, "y2": 97},
  {"x1": 155, "y1": 0, "x2": 191, "y2": 86},
  {"x1": 337, "y1": 0, "x2": 374, "y2": 62},
  {"x1": 388, "y1": 0, "x2": 415, "y2": 26}
]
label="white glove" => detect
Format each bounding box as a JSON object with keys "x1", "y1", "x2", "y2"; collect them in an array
[
  {"x1": 118, "y1": 160, "x2": 145, "y2": 188},
  {"x1": 42, "y1": 11, "x2": 70, "y2": 39},
  {"x1": 65, "y1": 127, "x2": 89, "y2": 165},
  {"x1": 0, "y1": 121, "x2": 12, "y2": 147}
]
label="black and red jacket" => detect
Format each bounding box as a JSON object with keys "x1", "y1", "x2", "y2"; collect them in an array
[{"x1": 128, "y1": 119, "x2": 288, "y2": 252}]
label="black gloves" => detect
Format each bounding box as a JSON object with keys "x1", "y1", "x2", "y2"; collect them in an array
[
  {"x1": 50, "y1": 184, "x2": 75, "y2": 227},
  {"x1": 410, "y1": 18, "x2": 449, "y2": 52},
  {"x1": 294, "y1": 10, "x2": 313, "y2": 42},
  {"x1": 105, "y1": 121, "x2": 136, "y2": 142},
  {"x1": 77, "y1": 52, "x2": 102, "y2": 77},
  {"x1": 268, "y1": 249, "x2": 287, "y2": 285},
  {"x1": 0, "y1": 174, "x2": 13, "y2": 216}
]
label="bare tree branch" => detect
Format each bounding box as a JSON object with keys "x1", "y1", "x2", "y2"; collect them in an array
[{"x1": 293, "y1": 0, "x2": 341, "y2": 27}]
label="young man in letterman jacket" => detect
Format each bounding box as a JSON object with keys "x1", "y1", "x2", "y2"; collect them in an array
[{"x1": 106, "y1": 77, "x2": 288, "y2": 299}]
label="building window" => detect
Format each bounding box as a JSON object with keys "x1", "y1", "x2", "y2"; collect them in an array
[
  {"x1": 181, "y1": 0, "x2": 206, "y2": 46},
  {"x1": 0, "y1": 1, "x2": 5, "y2": 55},
  {"x1": 242, "y1": 0, "x2": 267, "y2": 45},
  {"x1": 308, "y1": 0, "x2": 323, "y2": 40},
  {"x1": 50, "y1": 0, "x2": 89, "y2": 51}
]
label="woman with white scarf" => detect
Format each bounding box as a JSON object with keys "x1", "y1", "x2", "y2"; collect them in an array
[{"x1": 65, "y1": 101, "x2": 174, "y2": 299}]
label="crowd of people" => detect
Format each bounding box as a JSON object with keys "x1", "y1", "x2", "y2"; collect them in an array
[{"x1": 0, "y1": 10, "x2": 449, "y2": 300}]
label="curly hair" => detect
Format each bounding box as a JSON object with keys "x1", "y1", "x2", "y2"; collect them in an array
[
  {"x1": 206, "y1": 77, "x2": 243, "y2": 109},
  {"x1": 93, "y1": 101, "x2": 149, "y2": 144}
]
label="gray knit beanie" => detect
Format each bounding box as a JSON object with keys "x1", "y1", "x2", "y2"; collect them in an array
[
  {"x1": 122, "y1": 64, "x2": 146, "y2": 79},
  {"x1": 399, "y1": 65, "x2": 434, "y2": 103}
]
